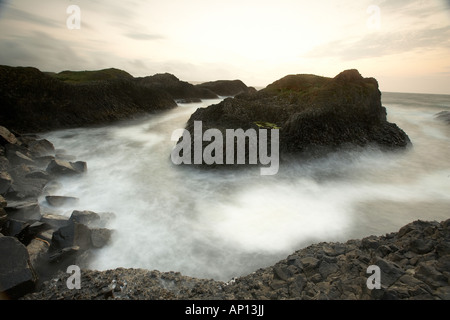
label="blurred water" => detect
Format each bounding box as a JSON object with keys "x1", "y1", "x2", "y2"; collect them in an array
[{"x1": 41, "y1": 93, "x2": 450, "y2": 281}]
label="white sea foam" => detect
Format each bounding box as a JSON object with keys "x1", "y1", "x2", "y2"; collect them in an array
[{"x1": 42, "y1": 93, "x2": 450, "y2": 281}]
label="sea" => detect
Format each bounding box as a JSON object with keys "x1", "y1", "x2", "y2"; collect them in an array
[{"x1": 41, "y1": 92, "x2": 450, "y2": 281}]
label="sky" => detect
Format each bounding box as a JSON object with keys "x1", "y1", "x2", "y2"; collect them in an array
[{"x1": 0, "y1": 0, "x2": 449, "y2": 94}]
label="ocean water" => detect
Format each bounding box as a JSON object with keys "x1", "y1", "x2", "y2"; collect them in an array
[{"x1": 41, "y1": 92, "x2": 450, "y2": 281}]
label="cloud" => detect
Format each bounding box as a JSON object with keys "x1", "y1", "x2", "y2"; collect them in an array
[
  {"x1": 124, "y1": 32, "x2": 165, "y2": 41},
  {"x1": 2, "y1": 5, "x2": 60, "y2": 28},
  {"x1": 0, "y1": 31, "x2": 88, "y2": 70},
  {"x1": 305, "y1": 25, "x2": 450, "y2": 61}
]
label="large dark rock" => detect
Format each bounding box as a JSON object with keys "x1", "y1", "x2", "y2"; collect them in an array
[
  {"x1": 0, "y1": 171, "x2": 12, "y2": 195},
  {"x1": 46, "y1": 159, "x2": 87, "y2": 176},
  {"x1": 69, "y1": 210, "x2": 101, "y2": 226},
  {"x1": 0, "y1": 126, "x2": 18, "y2": 146},
  {"x1": 176, "y1": 69, "x2": 411, "y2": 166},
  {"x1": 4, "y1": 199, "x2": 42, "y2": 222},
  {"x1": 0, "y1": 236, "x2": 37, "y2": 299},
  {"x1": 45, "y1": 196, "x2": 79, "y2": 207},
  {"x1": 0, "y1": 65, "x2": 177, "y2": 133},
  {"x1": 196, "y1": 80, "x2": 257, "y2": 97},
  {"x1": 6, "y1": 164, "x2": 49, "y2": 199},
  {"x1": 50, "y1": 221, "x2": 92, "y2": 253}
]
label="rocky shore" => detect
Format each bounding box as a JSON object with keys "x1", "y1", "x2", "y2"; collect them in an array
[
  {"x1": 1, "y1": 66, "x2": 448, "y2": 301},
  {"x1": 0, "y1": 125, "x2": 114, "y2": 299},
  {"x1": 20, "y1": 218, "x2": 450, "y2": 300}
]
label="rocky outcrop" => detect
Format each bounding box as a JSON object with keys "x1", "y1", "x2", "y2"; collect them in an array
[
  {"x1": 196, "y1": 80, "x2": 257, "y2": 97},
  {"x1": 21, "y1": 218, "x2": 450, "y2": 300},
  {"x1": 0, "y1": 125, "x2": 114, "y2": 299},
  {"x1": 135, "y1": 73, "x2": 218, "y2": 102},
  {"x1": 177, "y1": 70, "x2": 411, "y2": 166},
  {"x1": 0, "y1": 66, "x2": 177, "y2": 133}
]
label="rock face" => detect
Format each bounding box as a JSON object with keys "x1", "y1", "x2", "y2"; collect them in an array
[
  {"x1": 178, "y1": 70, "x2": 411, "y2": 165},
  {"x1": 21, "y1": 218, "x2": 450, "y2": 300},
  {"x1": 134, "y1": 73, "x2": 219, "y2": 101},
  {"x1": 196, "y1": 80, "x2": 257, "y2": 97},
  {"x1": 0, "y1": 66, "x2": 177, "y2": 133}
]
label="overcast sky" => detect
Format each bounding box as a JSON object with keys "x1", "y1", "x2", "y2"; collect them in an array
[{"x1": 0, "y1": 0, "x2": 449, "y2": 94}]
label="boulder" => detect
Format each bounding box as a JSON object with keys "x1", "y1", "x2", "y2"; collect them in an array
[
  {"x1": 5, "y1": 199, "x2": 42, "y2": 222},
  {"x1": 0, "y1": 236, "x2": 37, "y2": 299},
  {"x1": 45, "y1": 196, "x2": 79, "y2": 207},
  {"x1": 6, "y1": 151, "x2": 34, "y2": 166},
  {"x1": 0, "y1": 171, "x2": 12, "y2": 194},
  {"x1": 46, "y1": 159, "x2": 87, "y2": 176},
  {"x1": 40, "y1": 214, "x2": 70, "y2": 229},
  {"x1": 50, "y1": 221, "x2": 92, "y2": 252},
  {"x1": 0, "y1": 126, "x2": 18, "y2": 145},
  {"x1": 7, "y1": 165, "x2": 49, "y2": 199},
  {"x1": 69, "y1": 210, "x2": 100, "y2": 226},
  {"x1": 27, "y1": 139, "x2": 55, "y2": 157},
  {"x1": 90, "y1": 228, "x2": 112, "y2": 248},
  {"x1": 27, "y1": 238, "x2": 50, "y2": 267}
]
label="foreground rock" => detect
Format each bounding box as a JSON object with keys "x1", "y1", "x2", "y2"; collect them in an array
[
  {"x1": 177, "y1": 70, "x2": 411, "y2": 166},
  {"x1": 22, "y1": 218, "x2": 450, "y2": 300},
  {"x1": 0, "y1": 236, "x2": 38, "y2": 299}
]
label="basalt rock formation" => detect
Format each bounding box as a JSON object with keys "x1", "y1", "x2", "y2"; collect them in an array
[
  {"x1": 177, "y1": 70, "x2": 411, "y2": 166},
  {"x1": 21, "y1": 218, "x2": 450, "y2": 300},
  {"x1": 0, "y1": 125, "x2": 113, "y2": 299},
  {"x1": 0, "y1": 66, "x2": 177, "y2": 133}
]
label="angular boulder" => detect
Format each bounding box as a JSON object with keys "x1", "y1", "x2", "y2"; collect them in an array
[
  {"x1": 46, "y1": 159, "x2": 87, "y2": 176},
  {"x1": 69, "y1": 210, "x2": 100, "y2": 226},
  {"x1": 4, "y1": 199, "x2": 42, "y2": 222},
  {"x1": 0, "y1": 171, "x2": 12, "y2": 195},
  {"x1": 45, "y1": 196, "x2": 79, "y2": 207},
  {"x1": 50, "y1": 221, "x2": 92, "y2": 253},
  {"x1": 0, "y1": 236, "x2": 37, "y2": 299},
  {"x1": 0, "y1": 126, "x2": 18, "y2": 146},
  {"x1": 90, "y1": 228, "x2": 112, "y2": 248}
]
